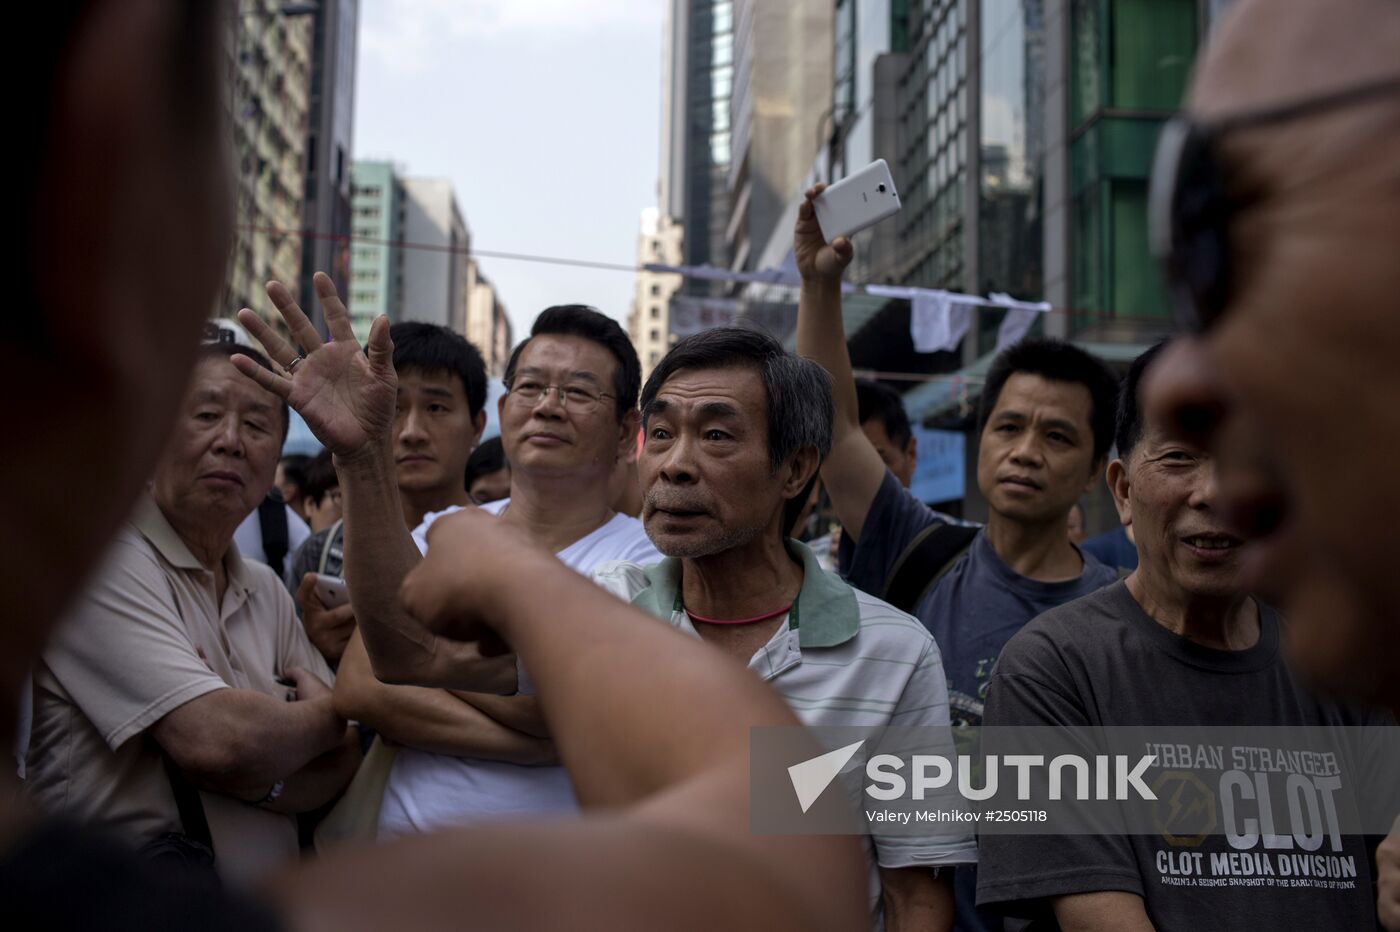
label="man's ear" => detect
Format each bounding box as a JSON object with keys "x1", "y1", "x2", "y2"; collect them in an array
[
  {"x1": 618, "y1": 409, "x2": 641, "y2": 462},
  {"x1": 905, "y1": 432, "x2": 918, "y2": 467},
  {"x1": 473, "y1": 409, "x2": 487, "y2": 445},
  {"x1": 781, "y1": 446, "x2": 822, "y2": 499},
  {"x1": 1106, "y1": 458, "x2": 1131, "y2": 529}
]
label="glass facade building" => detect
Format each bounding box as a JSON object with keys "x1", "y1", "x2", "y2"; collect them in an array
[
  {"x1": 895, "y1": 0, "x2": 970, "y2": 291},
  {"x1": 1069, "y1": 0, "x2": 1198, "y2": 330},
  {"x1": 678, "y1": 0, "x2": 735, "y2": 279},
  {"x1": 974, "y1": 0, "x2": 1046, "y2": 352}
]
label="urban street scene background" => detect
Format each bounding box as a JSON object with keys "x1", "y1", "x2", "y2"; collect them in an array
[{"x1": 227, "y1": 0, "x2": 1222, "y2": 535}]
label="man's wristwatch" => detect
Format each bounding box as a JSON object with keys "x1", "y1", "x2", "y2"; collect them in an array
[{"x1": 259, "y1": 780, "x2": 285, "y2": 806}]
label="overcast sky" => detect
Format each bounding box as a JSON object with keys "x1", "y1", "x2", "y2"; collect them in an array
[{"x1": 354, "y1": 0, "x2": 666, "y2": 340}]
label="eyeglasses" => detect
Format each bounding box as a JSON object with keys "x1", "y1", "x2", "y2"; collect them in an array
[
  {"x1": 506, "y1": 378, "x2": 614, "y2": 413},
  {"x1": 1149, "y1": 74, "x2": 1400, "y2": 333}
]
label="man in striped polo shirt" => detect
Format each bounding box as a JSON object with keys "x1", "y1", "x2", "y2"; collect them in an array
[{"x1": 594, "y1": 327, "x2": 974, "y2": 931}]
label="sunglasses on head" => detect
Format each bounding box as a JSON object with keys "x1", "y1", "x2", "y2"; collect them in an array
[{"x1": 1149, "y1": 75, "x2": 1400, "y2": 334}]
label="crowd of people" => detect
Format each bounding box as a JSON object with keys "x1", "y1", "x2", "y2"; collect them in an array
[{"x1": 3, "y1": 0, "x2": 1399, "y2": 930}]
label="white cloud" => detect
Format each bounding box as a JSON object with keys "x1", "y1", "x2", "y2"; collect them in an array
[{"x1": 362, "y1": 0, "x2": 653, "y2": 73}]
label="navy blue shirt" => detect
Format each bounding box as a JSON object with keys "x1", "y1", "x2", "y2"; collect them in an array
[
  {"x1": 1082, "y1": 526, "x2": 1138, "y2": 571},
  {"x1": 845, "y1": 472, "x2": 1119, "y2": 932},
  {"x1": 846, "y1": 472, "x2": 1119, "y2": 728}
]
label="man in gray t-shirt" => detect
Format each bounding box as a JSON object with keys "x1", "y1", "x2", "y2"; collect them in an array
[
  {"x1": 977, "y1": 343, "x2": 1393, "y2": 929},
  {"x1": 979, "y1": 582, "x2": 1388, "y2": 930}
]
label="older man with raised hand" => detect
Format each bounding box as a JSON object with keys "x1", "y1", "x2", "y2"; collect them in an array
[
  {"x1": 593, "y1": 327, "x2": 974, "y2": 931},
  {"x1": 28, "y1": 342, "x2": 361, "y2": 884}
]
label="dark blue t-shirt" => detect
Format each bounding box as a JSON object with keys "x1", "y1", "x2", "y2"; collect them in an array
[
  {"x1": 846, "y1": 472, "x2": 1121, "y2": 932},
  {"x1": 1082, "y1": 526, "x2": 1138, "y2": 571},
  {"x1": 846, "y1": 471, "x2": 1120, "y2": 728}
]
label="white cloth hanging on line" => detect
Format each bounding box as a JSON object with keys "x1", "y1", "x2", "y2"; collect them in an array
[
  {"x1": 989, "y1": 292, "x2": 1051, "y2": 354},
  {"x1": 867, "y1": 285, "x2": 977, "y2": 353}
]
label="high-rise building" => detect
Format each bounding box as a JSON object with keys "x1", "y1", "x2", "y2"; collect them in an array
[
  {"x1": 686, "y1": 0, "x2": 1211, "y2": 517},
  {"x1": 226, "y1": 4, "x2": 315, "y2": 334},
  {"x1": 298, "y1": 0, "x2": 359, "y2": 334},
  {"x1": 662, "y1": 0, "x2": 737, "y2": 278},
  {"x1": 399, "y1": 178, "x2": 473, "y2": 332},
  {"x1": 1054, "y1": 0, "x2": 1199, "y2": 341},
  {"x1": 466, "y1": 270, "x2": 513, "y2": 378},
  {"x1": 724, "y1": 0, "x2": 836, "y2": 272},
  {"x1": 348, "y1": 164, "x2": 493, "y2": 347},
  {"x1": 627, "y1": 209, "x2": 685, "y2": 383},
  {"x1": 347, "y1": 161, "x2": 404, "y2": 342}
]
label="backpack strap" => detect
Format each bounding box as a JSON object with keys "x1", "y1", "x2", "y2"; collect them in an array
[
  {"x1": 317, "y1": 520, "x2": 345, "y2": 576},
  {"x1": 161, "y1": 749, "x2": 214, "y2": 852},
  {"x1": 258, "y1": 495, "x2": 289, "y2": 574},
  {"x1": 881, "y1": 521, "x2": 981, "y2": 614}
]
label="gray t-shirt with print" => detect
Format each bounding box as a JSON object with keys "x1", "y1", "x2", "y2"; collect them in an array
[{"x1": 976, "y1": 582, "x2": 1388, "y2": 930}]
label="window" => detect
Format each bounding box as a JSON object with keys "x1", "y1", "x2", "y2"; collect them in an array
[
  {"x1": 650, "y1": 306, "x2": 660, "y2": 320},
  {"x1": 1110, "y1": 0, "x2": 1196, "y2": 112},
  {"x1": 650, "y1": 329, "x2": 661, "y2": 342},
  {"x1": 650, "y1": 283, "x2": 661, "y2": 296}
]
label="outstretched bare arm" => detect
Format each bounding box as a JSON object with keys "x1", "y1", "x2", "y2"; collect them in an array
[{"x1": 267, "y1": 508, "x2": 868, "y2": 932}]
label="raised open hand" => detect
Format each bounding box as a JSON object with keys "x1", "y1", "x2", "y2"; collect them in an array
[
  {"x1": 794, "y1": 184, "x2": 855, "y2": 283},
  {"x1": 232, "y1": 272, "x2": 396, "y2": 458}
]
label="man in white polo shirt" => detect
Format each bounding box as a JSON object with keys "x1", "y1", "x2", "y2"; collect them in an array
[
  {"x1": 593, "y1": 328, "x2": 974, "y2": 931},
  {"x1": 238, "y1": 287, "x2": 658, "y2": 836}
]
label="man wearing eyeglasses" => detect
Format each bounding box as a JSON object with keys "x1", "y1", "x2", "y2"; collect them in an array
[
  {"x1": 240, "y1": 285, "x2": 660, "y2": 840},
  {"x1": 1137, "y1": 0, "x2": 1400, "y2": 926}
]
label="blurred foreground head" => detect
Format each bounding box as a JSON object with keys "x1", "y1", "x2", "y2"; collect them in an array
[
  {"x1": 1144, "y1": 0, "x2": 1400, "y2": 703},
  {"x1": 2, "y1": 0, "x2": 230, "y2": 727}
]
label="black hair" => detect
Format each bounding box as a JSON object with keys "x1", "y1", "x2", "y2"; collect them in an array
[
  {"x1": 278, "y1": 454, "x2": 313, "y2": 494},
  {"x1": 1114, "y1": 340, "x2": 1172, "y2": 460},
  {"x1": 465, "y1": 436, "x2": 508, "y2": 489},
  {"x1": 199, "y1": 341, "x2": 289, "y2": 438},
  {"x1": 855, "y1": 378, "x2": 913, "y2": 448},
  {"x1": 302, "y1": 450, "x2": 339, "y2": 507},
  {"x1": 977, "y1": 338, "x2": 1119, "y2": 463},
  {"x1": 503, "y1": 305, "x2": 640, "y2": 420},
  {"x1": 641, "y1": 327, "x2": 834, "y2": 474},
  {"x1": 389, "y1": 322, "x2": 488, "y2": 418}
]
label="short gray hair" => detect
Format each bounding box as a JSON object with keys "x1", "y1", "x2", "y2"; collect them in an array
[{"x1": 640, "y1": 327, "x2": 834, "y2": 473}]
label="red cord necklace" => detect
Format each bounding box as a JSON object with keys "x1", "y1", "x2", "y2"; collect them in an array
[{"x1": 684, "y1": 603, "x2": 794, "y2": 626}]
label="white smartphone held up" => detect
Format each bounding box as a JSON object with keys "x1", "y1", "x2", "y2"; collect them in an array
[
  {"x1": 313, "y1": 573, "x2": 350, "y2": 610},
  {"x1": 812, "y1": 159, "x2": 902, "y2": 242}
]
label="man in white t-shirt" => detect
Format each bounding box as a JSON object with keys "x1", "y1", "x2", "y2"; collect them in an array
[
  {"x1": 244, "y1": 287, "x2": 658, "y2": 836},
  {"x1": 389, "y1": 492, "x2": 658, "y2": 831}
]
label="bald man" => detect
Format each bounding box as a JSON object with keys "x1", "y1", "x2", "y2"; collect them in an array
[{"x1": 1142, "y1": 0, "x2": 1400, "y2": 926}]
